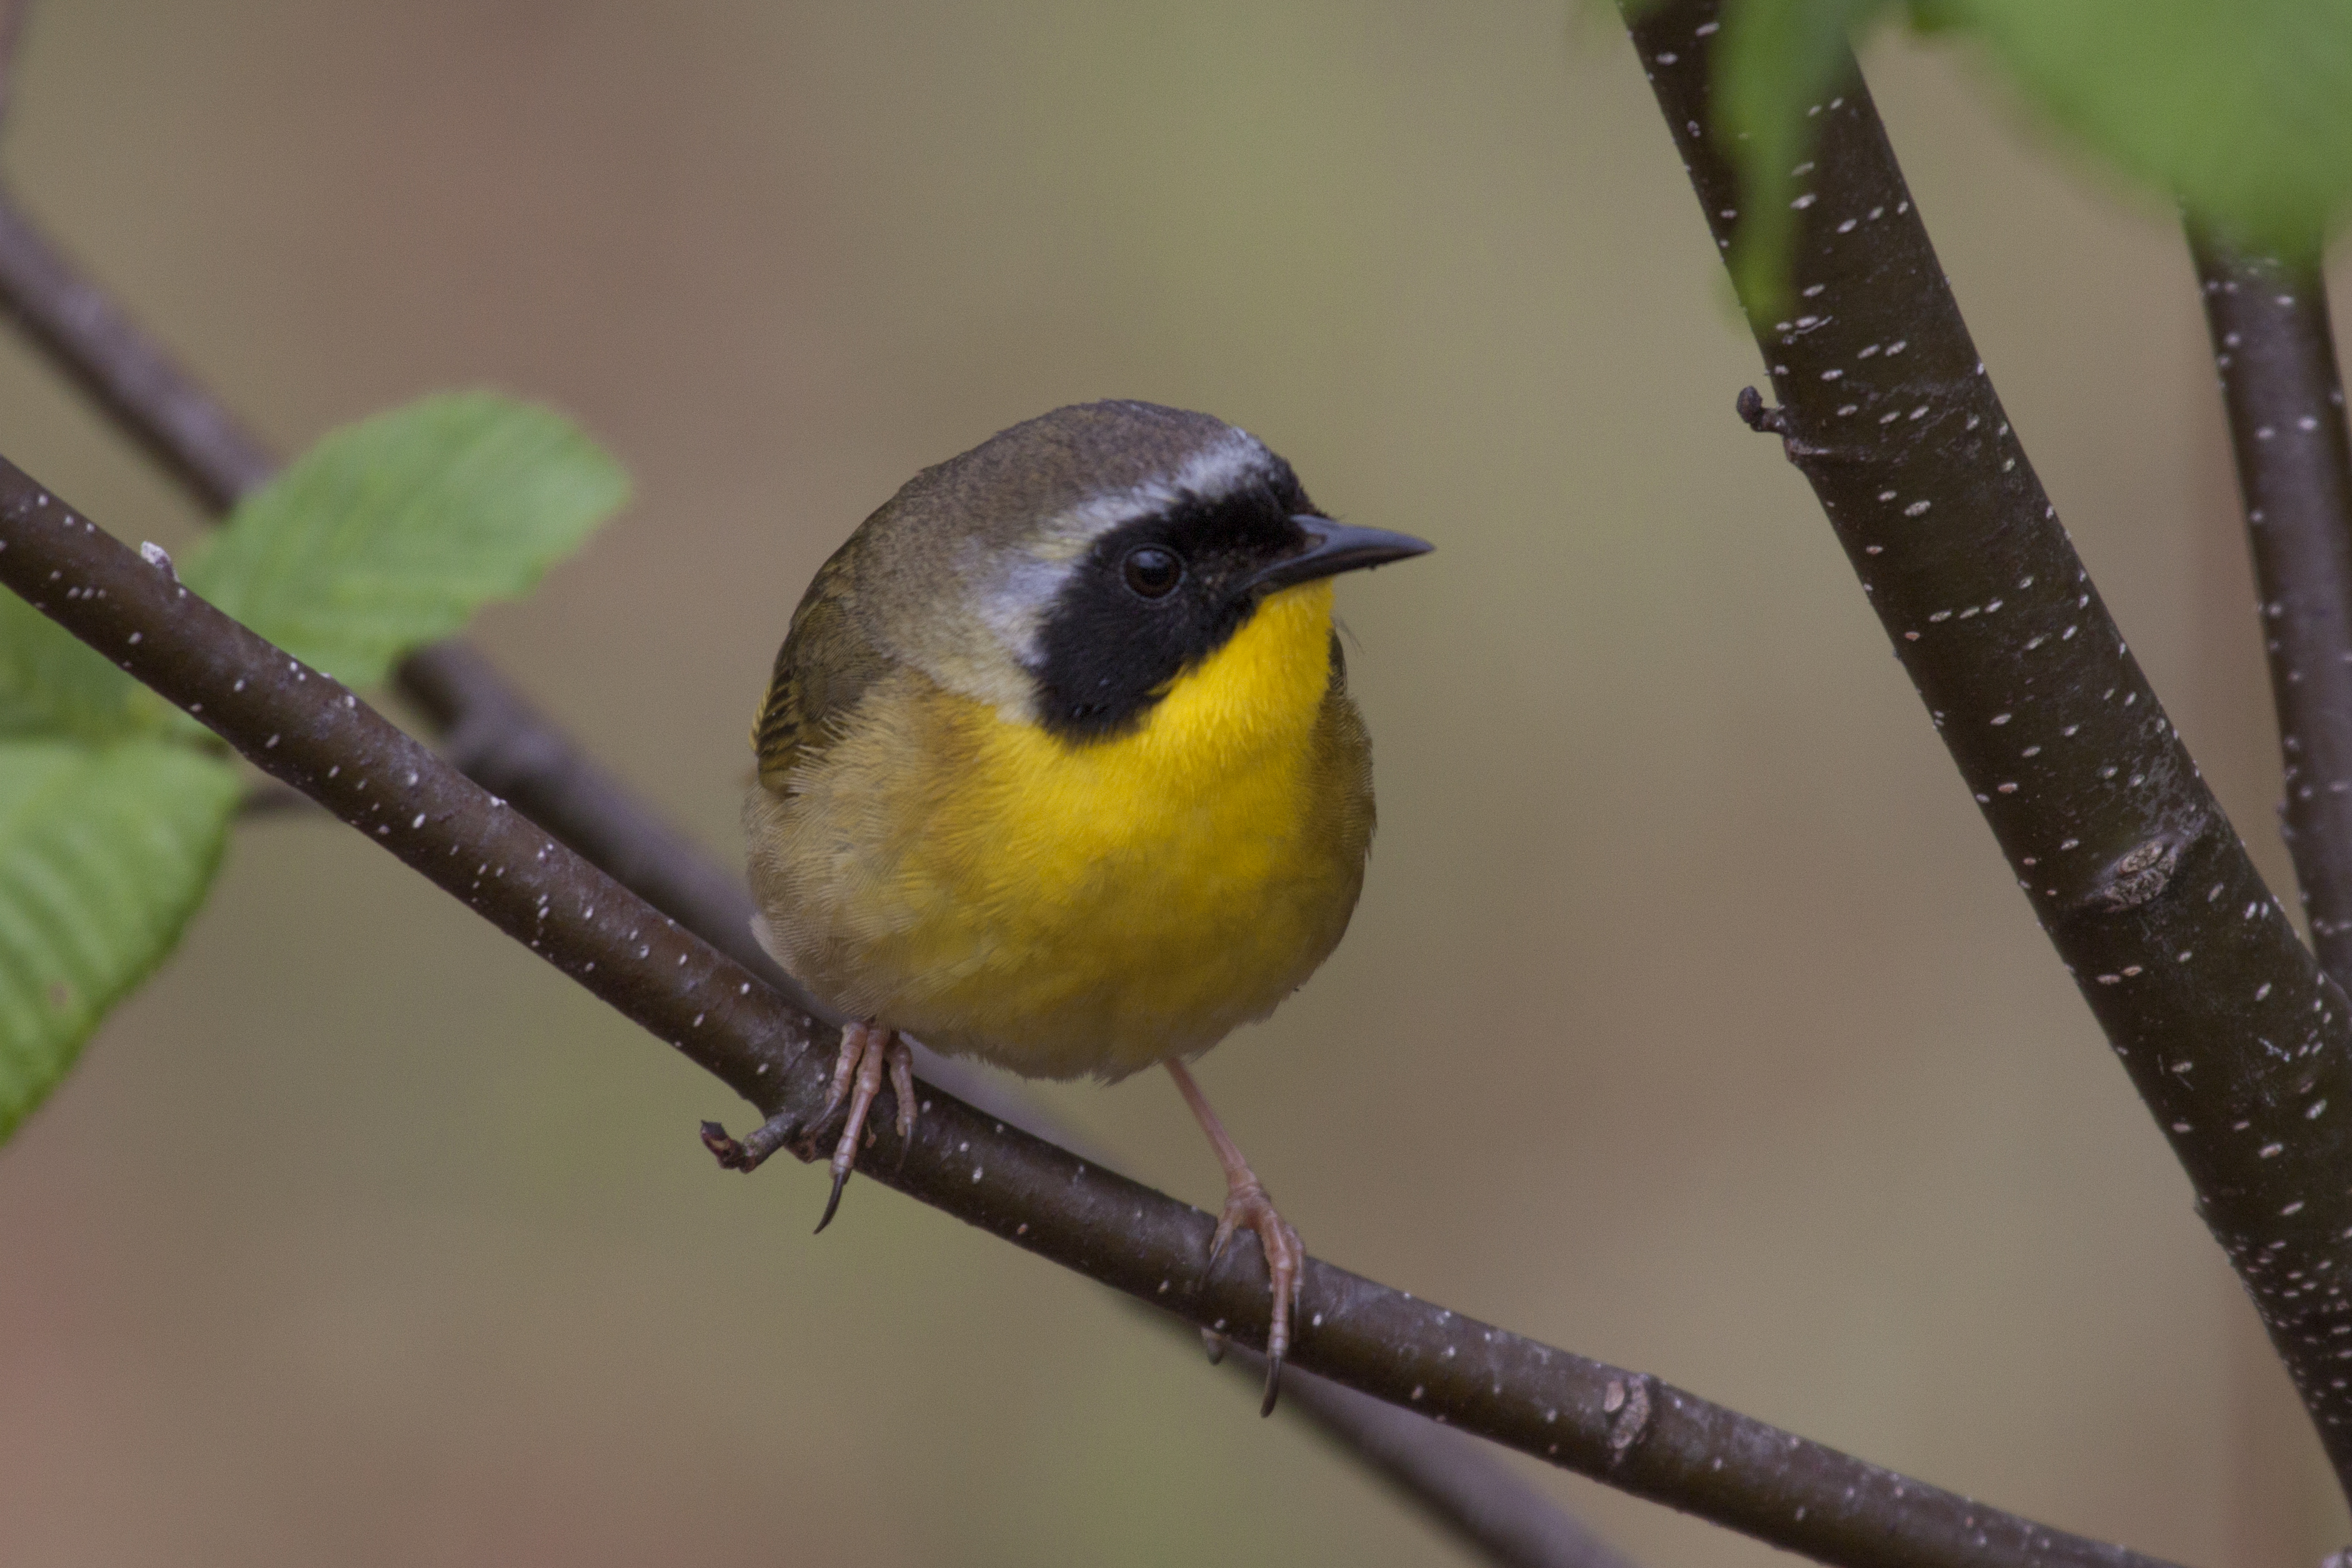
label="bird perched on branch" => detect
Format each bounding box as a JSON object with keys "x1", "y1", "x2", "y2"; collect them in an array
[{"x1": 737, "y1": 400, "x2": 1428, "y2": 1409}]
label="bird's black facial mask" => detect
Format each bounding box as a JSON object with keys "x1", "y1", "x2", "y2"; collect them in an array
[{"x1": 1032, "y1": 472, "x2": 1316, "y2": 742}]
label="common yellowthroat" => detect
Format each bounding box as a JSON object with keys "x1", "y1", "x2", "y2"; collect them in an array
[{"x1": 742, "y1": 400, "x2": 1429, "y2": 1406}]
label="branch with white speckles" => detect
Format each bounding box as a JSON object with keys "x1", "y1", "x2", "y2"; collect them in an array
[
  {"x1": 0, "y1": 183, "x2": 806, "y2": 1008},
  {"x1": 1628, "y1": 0, "x2": 2352, "y2": 1503},
  {"x1": 0, "y1": 451, "x2": 2180, "y2": 1568},
  {"x1": 0, "y1": 179, "x2": 1644, "y2": 1568},
  {"x1": 2189, "y1": 231, "x2": 2352, "y2": 990}
]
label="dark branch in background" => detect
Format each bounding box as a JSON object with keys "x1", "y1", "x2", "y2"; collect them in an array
[
  {"x1": 0, "y1": 459, "x2": 2180, "y2": 1568},
  {"x1": 0, "y1": 182, "x2": 1635, "y2": 1568},
  {"x1": 2188, "y1": 231, "x2": 2352, "y2": 989},
  {"x1": 1627, "y1": 0, "x2": 2352, "y2": 1501},
  {"x1": 395, "y1": 639, "x2": 840, "y2": 1020},
  {"x1": 0, "y1": 197, "x2": 273, "y2": 512},
  {"x1": 1214, "y1": 1337, "x2": 1639, "y2": 1568},
  {"x1": 0, "y1": 194, "x2": 823, "y2": 1008}
]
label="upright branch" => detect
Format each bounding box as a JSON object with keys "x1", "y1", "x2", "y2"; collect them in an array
[
  {"x1": 1625, "y1": 0, "x2": 2352, "y2": 1498},
  {"x1": 2188, "y1": 231, "x2": 2352, "y2": 988},
  {"x1": 0, "y1": 182, "x2": 1630, "y2": 1568},
  {"x1": 0, "y1": 453, "x2": 2179, "y2": 1568}
]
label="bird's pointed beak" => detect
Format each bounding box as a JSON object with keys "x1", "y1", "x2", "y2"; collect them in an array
[{"x1": 1248, "y1": 515, "x2": 1434, "y2": 594}]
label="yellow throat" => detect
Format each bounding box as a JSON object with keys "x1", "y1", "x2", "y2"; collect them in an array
[
  {"x1": 785, "y1": 577, "x2": 1368, "y2": 1080},
  {"x1": 973, "y1": 577, "x2": 1339, "y2": 831}
]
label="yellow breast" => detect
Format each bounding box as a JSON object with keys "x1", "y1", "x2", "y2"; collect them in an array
[{"x1": 748, "y1": 579, "x2": 1374, "y2": 1079}]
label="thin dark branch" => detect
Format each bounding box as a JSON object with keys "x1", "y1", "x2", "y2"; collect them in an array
[
  {"x1": 0, "y1": 181, "x2": 845, "y2": 1015},
  {"x1": 0, "y1": 181, "x2": 1647, "y2": 1568},
  {"x1": 0, "y1": 184, "x2": 792, "y2": 992},
  {"x1": 1628, "y1": 0, "x2": 2352, "y2": 1499},
  {"x1": 0, "y1": 189, "x2": 273, "y2": 511},
  {"x1": 0, "y1": 454, "x2": 2183, "y2": 1568},
  {"x1": 394, "y1": 638, "x2": 842, "y2": 1020},
  {"x1": 2188, "y1": 231, "x2": 2352, "y2": 988},
  {"x1": 1212, "y1": 1337, "x2": 1640, "y2": 1568}
]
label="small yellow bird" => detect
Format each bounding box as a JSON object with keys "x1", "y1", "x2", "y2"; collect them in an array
[{"x1": 742, "y1": 400, "x2": 1429, "y2": 1405}]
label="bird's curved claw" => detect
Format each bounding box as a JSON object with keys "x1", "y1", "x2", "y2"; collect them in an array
[
  {"x1": 813, "y1": 1020, "x2": 917, "y2": 1232},
  {"x1": 815, "y1": 1164, "x2": 851, "y2": 1234},
  {"x1": 1205, "y1": 1178, "x2": 1304, "y2": 1416}
]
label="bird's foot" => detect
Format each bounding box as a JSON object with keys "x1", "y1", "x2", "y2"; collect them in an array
[
  {"x1": 1164, "y1": 1058, "x2": 1308, "y2": 1416},
  {"x1": 815, "y1": 1019, "x2": 915, "y2": 1234},
  {"x1": 1206, "y1": 1173, "x2": 1304, "y2": 1416}
]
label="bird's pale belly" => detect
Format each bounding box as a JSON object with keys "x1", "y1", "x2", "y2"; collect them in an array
[{"x1": 749, "y1": 582, "x2": 1370, "y2": 1079}]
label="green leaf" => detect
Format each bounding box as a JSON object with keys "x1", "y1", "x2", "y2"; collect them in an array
[
  {"x1": 0, "y1": 591, "x2": 155, "y2": 740},
  {"x1": 1930, "y1": 0, "x2": 2352, "y2": 257},
  {"x1": 182, "y1": 391, "x2": 629, "y2": 688},
  {"x1": 0, "y1": 740, "x2": 239, "y2": 1141},
  {"x1": 1715, "y1": 0, "x2": 1895, "y2": 316}
]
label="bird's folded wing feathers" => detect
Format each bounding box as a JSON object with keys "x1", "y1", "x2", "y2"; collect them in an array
[{"x1": 754, "y1": 547, "x2": 896, "y2": 790}]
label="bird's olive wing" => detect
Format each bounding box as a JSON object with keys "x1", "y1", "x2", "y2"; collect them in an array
[{"x1": 753, "y1": 549, "x2": 893, "y2": 791}]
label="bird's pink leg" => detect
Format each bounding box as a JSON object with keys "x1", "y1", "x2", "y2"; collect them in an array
[{"x1": 1166, "y1": 1058, "x2": 1304, "y2": 1416}]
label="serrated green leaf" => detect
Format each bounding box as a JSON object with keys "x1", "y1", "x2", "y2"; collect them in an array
[
  {"x1": 1715, "y1": 0, "x2": 1896, "y2": 317},
  {"x1": 182, "y1": 391, "x2": 629, "y2": 688},
  {"x1": 1932, "y1": 0, "x2": 2352, "y2": 257},
  {"x1": 0, "y1": 740, "x2": 238, "y2": 1142},
  {"x1": 0, "y1": 590, "x2": 155, "y2": 740}
]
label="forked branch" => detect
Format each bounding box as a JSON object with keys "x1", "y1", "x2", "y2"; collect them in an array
[{"x1": 1628, "y1": 0, "x2": 2352, "y2": 1499}]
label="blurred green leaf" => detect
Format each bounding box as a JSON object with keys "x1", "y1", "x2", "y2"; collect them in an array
[
  {"x1": 1933, "y1": 0, "x2": 2352, "y2": 257},
  {"x1": 1712, "y1": 0, "x2": 2352, "y2": 311},
  {"x1": 0, "y1": 389, "x2": 625, "y2": 1144},
  {"x1": 1715, "y1": 0, "x2": 1892, "y2": 315},
  {"x1": 0, "y1": 740, "x2": 238, "y2": 1140},
  {"x1": 183, "y1": 391, "x2": 629, "y2": 688},
  {"x1": 0, "y1": 592, "x2": 156, "y2": 741}
]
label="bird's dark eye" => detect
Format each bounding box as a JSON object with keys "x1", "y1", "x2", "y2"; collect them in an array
[{"x1": 1121, "y1": 545, "x2": 1183, "y2": 598}]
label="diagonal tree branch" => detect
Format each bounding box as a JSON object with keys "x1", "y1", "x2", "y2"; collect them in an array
[
  {"x1": 0, "y1": 193, "x2": 274, "y2": 512},
  {"x1": 0, "y1": 187, "x2": 825, "y2": 1008},
  {"x1": 2188, "y1": 231, "x2": 2352, "y2": 990},
  {"x1": 1625, "y1": 0, "x2": 2352, "y2": 1500},
  {"x1": 0, "y1": 454, "x2": 2181, "y2": 1568},
  {"x1": 0, "y1": 178, "x2": 1633, "y2": 1568}
]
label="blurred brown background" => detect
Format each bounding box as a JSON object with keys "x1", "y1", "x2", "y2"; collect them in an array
[{"x1": 0, "y1": 2, "x2": 2342, "y2": 1564}]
